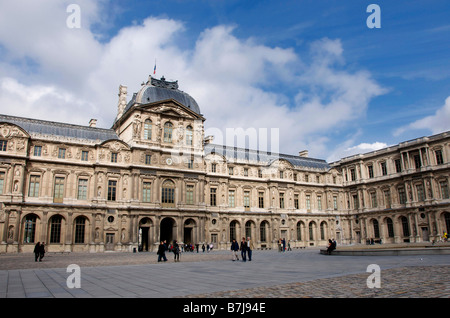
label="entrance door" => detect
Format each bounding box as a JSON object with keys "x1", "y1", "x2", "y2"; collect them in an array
[
  {"x1": 160, "y1": 218, "x2": 175, "y2": 243},
  {"x1": 106, "y1": 233, "x2": 115, "y2": 251},
  {"x1": 421, "y1": 227, "x2": 429, "y2": 241}
]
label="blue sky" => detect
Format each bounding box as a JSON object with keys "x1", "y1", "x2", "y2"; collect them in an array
[{"x1": 0, "y1": 0, "x2": 449, "y2": 162}]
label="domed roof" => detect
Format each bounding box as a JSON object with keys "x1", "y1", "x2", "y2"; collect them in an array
[{"x1": 126, "y1": 76, "x2": 201, "y2": 115}]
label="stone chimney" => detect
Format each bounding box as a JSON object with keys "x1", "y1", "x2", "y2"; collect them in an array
[
  {"x1": 89, "y1": 119, "x2": 97, "y2": 127},
  {"x1": 299, "y1": 150, "x2": 308, "y2": 157},
  {"x1": 117, "y1": 85, "x2": 127, "y2": 120}
]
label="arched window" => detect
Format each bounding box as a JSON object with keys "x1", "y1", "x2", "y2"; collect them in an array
[
  {"x1": 230, "y1": 221, "x2": 237, "y2": 241},
  {"x1": 320, "y1": 221, "x2": 327, "y2": 240},
  {"x1": 74, "y1": 217, "x2": 86, "y2": 244},
  {"x1": 23, "y1": 214, "x2": 37, "y2": 243},
  {"x1": 161, "y1": 180, "x2": 175, "y2": 207},
  {"x1": 186, "y1": 125, "x2": 193, "y2": 146},
  {"x1": 386, "y1": 218, "x2": 394, "y2": 237},
  {"x1": 296, "y1": 221, "x2": 303, "y2": 241},
  {"x1": 144, "y1": 119, "x2": 152, "y2": 140},
  {"x1": 309, "y1": 222, "x2": 316, "y2": 241},
  {"x1": 260, "y1": 221, "x2": 268, "y2": 243},
  {"x1": 49, "y1": 215, "x2": 62, "y2": 243},
  {"x1": 164, "y1": 122, "x2": 173, "y2": 143},
  {"x1": 444, "y1": 212, "x2": 450, "y2": 234},
  {"x1": 401, "y1": 216, "x2": 410, "y2": 237},
  {"x1": 245, "y1": 221, "x2": 253, "y2": 239},
  {"x1": 372, "y1": 219, "x2": 380, "y2": 238}
]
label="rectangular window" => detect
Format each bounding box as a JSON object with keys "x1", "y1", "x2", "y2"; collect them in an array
[
  {"x1": 244, "y1": 191, "x2": 250, "y2": 208},
  {"x1": 317, "y1": 196, "x2": 322, "y2": 210},
  {"x1": 306, "y1": 195, "x2": 311, "y2": 210},
  {"x1": 333, "y1": 196, "x2": 338, "y2": 210},
  {"x1": 34, "y1": 146, "x2": 42, "y2": 156},
  {"x1": 0, "y1": 140, "x2": 7, "y2": 151},
  {"x1": 384, "y1": 189, "x2": 391, "y2": 208},
  {"x1": 228, "y1": 190, "x2": 235, "y2": 207},
  {"x1": 111, "y1": 152, "x2": 118, "y2": 163},
  {"x1": 228, "y1": 167, "x2": 234, "y2": 175},
  {"x1": 380, "y1": 162, "x2": 387, "y2": 176},
  {"x1": 353, "y1": 194, "x2": 359, "y2": 209},
  {"x1": 258, "y1": 169, "x2": 262, "y2": 178},
  {"x1": 279, "y1": 171, "x2": 283, "y2": 179},
  {"x1": 305, "y1": 174, "x2": 309, "y2": 182},
  {"x1": 435, "y1": 150, "x2": 444, "y2": 165},
  {"x1": 0, "y1": 172, "x2": 4, "y2": 194},
  {"x1": 186, "y1": 184, "x2": 194, "y2": 205},
  {"x1": 294, "y1": 194, "x2": 299, "y2": 209},
  {"x1": 108, "y1": 180, "x2": 117, "y2": 201},
  {"x1": 416, "y1": 184, "x2": 425, "y2": 201},
  {"x1": 440, "y1": 181, "x2": 449, "y2": 199},
  {"x1": 414, "y1": 155, "x2": 421, "y2": 169},
  {"x1": 395, "y1": 159, "x2": 402, "y2": 173},
  {"x1": 143, "y1": 182, "x2": 152, "y2": 203},
  {"x1": 211, "y1": 163, "x2": 216, "y2": 173},
  {"x1": 53, "y1": 177, "x2": 65, "y2": 203},
  {"x1": 368, "y1": 165, "x2": 374, "y2": 178},
  {"x1": 58, "y1": 148, "x2": 66, "y2": 159},
  {"x1": 28, "y1": 175, "x2": 40, "y2": 197},
  {"x1": 188, "y1": 156, "x2": 194, "y2": 169},
  {"x1": 398, "y1": 187, "x2": 407, "y2": 204},
  {"x1": 370, "y1": 192, "x2": 377, "y2": 208},
  {"x1": 77, "y1": 179, "x2": 88, "y2": 200},
  {"x1": 279, "y1": 192, "x2": 284, "y2": 209},
  {"x1": 145, "y1": 154, "x2": 152, "y2": 165},
  {"x1": 258, "y1": 191, "x2": 264, "y2": 208},
  {"x1": 81, "y1": 150, "x2": 89, "y2": 161},
  {"x1": 244, "y1": 168, "x2": 248, "y2": 177},
  {"x1": 350, "y1": 168, "x2": 356, "y2": 181},
  {"x1": 210, "y1": 188, "x2": 217, "y2": 206}
]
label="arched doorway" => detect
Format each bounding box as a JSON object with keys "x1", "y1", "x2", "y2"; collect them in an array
[
  {"x1": 139, "y1": 217, "x2": 153, "y2": 252},
  {"x1": 183, "y1": 218, "x2": 196, "y2": 244},
  {"x1": 160, "y1": 217, "x2": 176, "y2": 244}
]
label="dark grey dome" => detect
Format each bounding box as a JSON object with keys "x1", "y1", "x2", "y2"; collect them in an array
[
  {"x1": 137, "y1": 85, "x2": 201, "y2": 114},
  {"x1": 127, "y1": 76, "x2": 201, "y2": 115}
]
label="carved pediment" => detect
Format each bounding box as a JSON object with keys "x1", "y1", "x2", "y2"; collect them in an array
[{"x1": 0, "y1": 123, "x2": 29, "y2": 138}]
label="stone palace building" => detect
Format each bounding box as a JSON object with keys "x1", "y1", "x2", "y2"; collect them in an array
[{"x1": 0, "y1": 76, "x2": 449, "y2": 253}]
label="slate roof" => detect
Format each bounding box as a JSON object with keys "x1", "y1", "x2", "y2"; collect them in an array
[
  {"x1": 205, "y1": 144, "x2": 330, "y2": 170},
  {"x1": 0, "y1": 114, "x2": 119, "y2": 143},
  {"x1": 123, "y1": 76, "x2": 201, "y2": 116}
]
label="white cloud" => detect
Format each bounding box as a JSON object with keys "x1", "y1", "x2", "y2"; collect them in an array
[
  {"x1": 0, "y1": 1, "x2": 387, "y2": 161},
  {"x1": 394, "y1": 96, "x2": 450, "y2": 136}
]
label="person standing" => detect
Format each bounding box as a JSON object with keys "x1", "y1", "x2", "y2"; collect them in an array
[
  {"x1": 157, "y1": 241, "x2": 168, "y2": 262},
  {"x1": 230, "y1": 239, "x2": 239, "y2": 261},
  {"x1": 240, "y1": 237, "x2": 247, "y2": 262},
  {"x1": 34, "y1": 242, "x2": 41, "y2": 262},
  {"x1": 247, "y1": 237, "x2": 255, "y2": 261},
  {"x1": 39, "y1": 242, "x2": 45, "y2": 262},
  {"x1": 173, "y1": 240, "x2": 180, "y2": 262}
]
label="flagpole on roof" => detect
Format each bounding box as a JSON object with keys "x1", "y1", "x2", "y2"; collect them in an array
[{"x1": 153, "y1": 59, "x2": 157, "y2": 75}]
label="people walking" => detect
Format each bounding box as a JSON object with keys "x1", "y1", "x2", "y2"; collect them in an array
[
  {"x1": 173, "y1": 240, "x2": 180, "y2": 262},
  {"x1": 157, "y1": 241, "x2": 168, "y2": 262},
  {"x1": 247, "y1": 237, "x2": 254, "y2": 261},
  {"x1": 231, "y1": 239, "x2": 239, "y2": 261},
  {"x1": 39, "y1": 242, "x2": 45, "y2": 261},
  {"x1": 240, "y1": 237, "x2": 247, "y2": 262},
  {"x1": 34, "y1": 242, "x2": 41, "y2": 262},
  {"x1": 287, "y1": 240, "x2": 292, "y2": 251}
]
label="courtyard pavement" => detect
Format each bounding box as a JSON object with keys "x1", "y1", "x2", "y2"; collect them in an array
[{"x1": 0, "y1": 247, "x2": 449, "y2": 301}]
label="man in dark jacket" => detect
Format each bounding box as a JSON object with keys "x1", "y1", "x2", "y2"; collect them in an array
[
  {"x1": 39, "y1": 242, "x2": 45, "y2": 262},
  {"x1": 240, "y1": 237, "x2": 247, "y2": 262},
  {"x1": 157, "y1": 241, "x2": 168, "y2": 262},
  {"x1": 230, "y1": 239, "x2": 239, "y2": 261},
  {"x1": 34, "y1": 242, "x2": 41, "y2": 262}
]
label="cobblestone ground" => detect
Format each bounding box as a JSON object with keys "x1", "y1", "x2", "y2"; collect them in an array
[
  {"x1": 187, "y1": 266, "x2": 450, "y2": 298},
  {"x1": 0, "y1": 251, "x2": 229, "y2": 270},
  {"x1": 1, "y1": 251, "x2": 449, "y2": 298}
]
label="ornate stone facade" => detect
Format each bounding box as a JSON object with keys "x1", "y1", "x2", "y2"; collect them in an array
[{"x1": 0, "y1": 76, "x2": 449, "y2": 253}]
